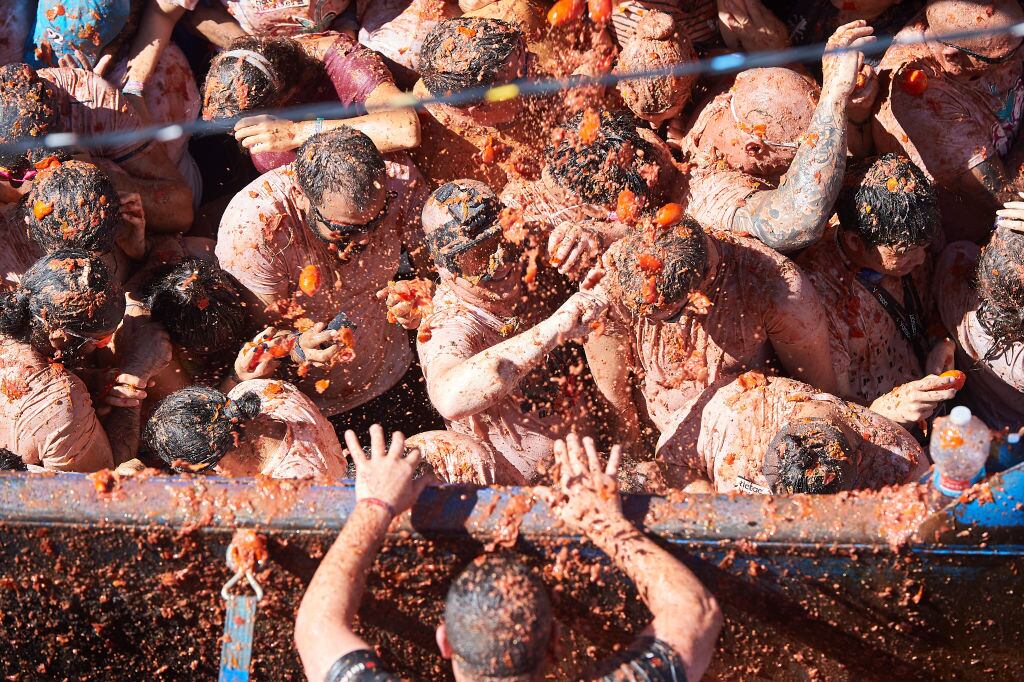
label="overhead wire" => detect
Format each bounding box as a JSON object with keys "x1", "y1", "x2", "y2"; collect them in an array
[{"x1": 3, "y1": 18, "x2": 1024, "y2": 156}]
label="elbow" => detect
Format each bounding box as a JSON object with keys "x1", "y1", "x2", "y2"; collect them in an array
[
  {"x1": 761, "y1": 220, "x2": 826, "y2": 253},
  {"x1": 430, "y1": 389, "x2": 471, "y2": 422}
]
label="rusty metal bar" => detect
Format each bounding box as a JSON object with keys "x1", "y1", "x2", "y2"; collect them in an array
[{"x1": 0, "y1": 472, "x2": 954, "y2": 546}]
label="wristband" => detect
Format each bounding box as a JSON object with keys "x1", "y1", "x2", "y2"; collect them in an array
[
  {"x1": 313, "y1": 117, "x2": 324, "y2": 135},
  {"x1": 289, "y1": 332, "x2": 305, "y2": 363},
  {"x1": 122, "y1": 80, "x2": 145, "y2": 97},
  {"x1": 358, "y1": 497, "x2": 395, "y2": 517}
]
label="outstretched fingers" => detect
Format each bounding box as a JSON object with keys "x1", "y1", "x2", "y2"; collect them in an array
[{"x1": 606, "y1": 444, "x2": 622, "y2": 478}]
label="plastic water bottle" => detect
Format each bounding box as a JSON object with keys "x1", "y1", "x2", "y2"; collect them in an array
[{"x1": 929, "y1": 406, "x2": 991, "y2": 497}]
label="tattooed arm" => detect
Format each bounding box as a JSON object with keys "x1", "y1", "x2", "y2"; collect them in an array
[{"x1": 732, "y1": 22, "x2": 875, "y2": 253}]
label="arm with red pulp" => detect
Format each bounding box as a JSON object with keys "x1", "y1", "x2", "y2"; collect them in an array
[
  {"x1": 539, "y1": 435, "x2": 723, "y2": 681},
  {"x1": 295, "y1": 426, "x2": 430, "y2": 681},
  {"x1": 732, "y1": 22, "x2": 874, "y2": 252},
  {"x1": 425, "y1": 272, "x2": 608, "y2": 421}
]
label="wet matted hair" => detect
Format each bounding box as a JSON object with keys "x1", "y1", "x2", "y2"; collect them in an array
[
  {"x1": 420, "y1": 18, "x2": 526, "y2": 98},
  {"x1": 444, "y1": 553, "x2": 553, "y2": 679},
  {"x1": 20, "y1": 160, "x2": 121, "y2": 254},
  {"x1": 144, "y1": 386, "x2": 262, "y2": 472},
  {"x1": 836, "y1": 153, "x2": 939, "y2": 247}
]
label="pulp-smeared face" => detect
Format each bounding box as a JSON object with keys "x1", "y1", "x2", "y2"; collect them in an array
[
  {"x1": 698, "y1": 69, "x2": 818, "y2": 181},
  {"x1": 927, "y1": 0, "x2": 1024, "y2": 76},
  {"x1": 306, "y1": 185, "x2": 388, "y2": 259},
  {"x1": 864, "y1": 242, "x2": 928, "y2": 277},
  {"x1": 421, "y1": 182, "x2": 521, "y2": 295}
]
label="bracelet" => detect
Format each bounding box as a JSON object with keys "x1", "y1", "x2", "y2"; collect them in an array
[
  {"x1": 122, "y1": 80, "x2": 145, "y2": 97},
  {"x1": 313, "y1": 117, "x2": 324, "y2": 135},
  {"x1": 289, "y1": 332, "x2": 305, "y2": 363},
  {"x1": 358, "y1": 497, "x2": 395, "y2": 517}
]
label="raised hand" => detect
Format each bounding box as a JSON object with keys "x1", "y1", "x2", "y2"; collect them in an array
[
  {"x1": 344, "y1": 425, "x2": 430, "y2": 516},
  {"x1": 537, "y1": 433, "x2": 623, "y2": 531},
  {"x1": 822, "y1": 21, "x2": 876, "y2": 101}
]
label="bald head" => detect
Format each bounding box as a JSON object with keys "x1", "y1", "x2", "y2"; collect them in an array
[
  {"x1": 615, "y1": 11, "x2": 698, "y2": 124},
  {"x1": 697, "y1": 67, "x2": 820, "y2": 180},
  {"x1": 927, "y1": 0, "x2": 1024, "y2": 63}
]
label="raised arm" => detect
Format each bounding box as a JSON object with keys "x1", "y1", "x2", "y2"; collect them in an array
[
  {"x1": 733, "y1": 22, "x2": 874, "y2": 252},
  {"x1": 539, "y1": 435, "x2": 722, "y2": 681},
  {"x1": 124, "y1": 0, "x2": 187, "y2": 115},
  {"x1": 425, "y1": 275, "x2": 607, "y2": 421},
  {"x1": 295, "y1": 426, "x2": 428, "y2": 681}
]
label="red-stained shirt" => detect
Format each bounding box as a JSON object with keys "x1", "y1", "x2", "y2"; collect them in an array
[
  {"x1": 215, "y1": 158, "x2": 428, "y2": 416},
  {"x1": 657, "y1": 375, "x2": 925, "y2": 493},
  {"x1": 226, "y1": 379, "x2": 348, "y2": 478},
  {"x1": 169, "y1": 0, "x2": 350, "y2": 35},
  {"x1": 38, "y1": 67, "x2": 151, "y2": 164},
  {"x1": 417, "y1": 284, "x2": 595, "y2": 481},
  {"x1": 251, "y1": 33, "x2": 395, "y2": 173},
  {"x1": 873, "y1": 21, "x2": 1024, "y2": 186},
  {"x1": 604, "y1": 233, "x2": 823, "y2": 432},
  {"x1": 0, "y1": 338, "x2": 113, "y2": 472},
  {"x1": 935, "y1": 242, "x2": 1024, "y2": 431},
  {"x1": 357, "y1": 0, "x2": 458, "y2": 72},
  {"x1": 798, "y1": 232, "x2": 932, "y2": 404}
]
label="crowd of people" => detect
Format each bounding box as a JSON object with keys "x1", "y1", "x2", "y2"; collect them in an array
[{"x1": 2, "y1": 0, "x2": 1024, "y2": 678}]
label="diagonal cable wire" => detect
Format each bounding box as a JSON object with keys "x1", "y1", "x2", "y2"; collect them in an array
[{"x1": 4, "y1": 19, "x2": 1024, "y2": 155}]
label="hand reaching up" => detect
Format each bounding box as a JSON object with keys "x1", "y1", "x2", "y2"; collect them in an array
[
  {"x1": 537, "y1": 433, "x2": 623, "y2": 532},
  {"x1": 344, "y1": 425, "x2": 432, "y2": 517}
]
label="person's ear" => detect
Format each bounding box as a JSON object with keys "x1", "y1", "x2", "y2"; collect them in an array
[
  {"x1": 436, "y1": 623, "x2": 454, "y2": 660},
  {"x1": 839, "y1": 229, "x2": 865, "y2": 258}
]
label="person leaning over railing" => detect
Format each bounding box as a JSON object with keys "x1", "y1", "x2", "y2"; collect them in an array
[{"x1": 295, "y1": 427, "x2": 722, "y2": 681}]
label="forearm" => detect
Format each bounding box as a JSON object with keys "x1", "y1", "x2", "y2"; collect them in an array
[
  {"x1": 296, "y1": 502, "x2": 391, "y2": 680},
  {"x1": 588, "y1": 516, "x2": 721, "y2": 678},
  {"x1": 432, "y1": 317, "x2": 566, "y2": 419},
  {"x1": 589, "y1": 517, "x2": 718, "y2": 630},
  {"x1": 314, "y1": 109, "x2": 420, "y2": 153},
  {"x1": 126, "y1": 1, "x2": 185, "y2": 85},
  {"x1": 182, "y1": 2, "x2": 246, "y2": 47},
  {"x1": 101, "y1": 406, "x2": 141, "y2": 465},
  {"x1": 734, "y1": 93, "x2": 847, "y2": 252}
]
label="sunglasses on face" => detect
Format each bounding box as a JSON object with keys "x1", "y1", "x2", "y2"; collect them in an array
[
  {"x1": 939, "y1": 39, "x2": 1022, "y2": 65},
  {"x1": 307, "y1": 192, "x2": 395, "y2": 241}
]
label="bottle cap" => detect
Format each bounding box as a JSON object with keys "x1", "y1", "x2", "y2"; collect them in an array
[{"x1": 949, "y1": 405, "x2": 971, "y2": 426}]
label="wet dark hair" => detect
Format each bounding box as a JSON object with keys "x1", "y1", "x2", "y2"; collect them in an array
[
  {"x1": 143, "y1": 259, "x2": 250, "y2": 356},
  {"x1": 444, "y1": 553, "x2": 553, "y2": 679},
  {"x1": 763, "y1": 421, "x2": 854, "y2": 495},
  {"x1": 0, "y1": 448, "x2": 26, "y2": 472},
  {"x1": 202, "y1": 36, "x2": 310, "y2": 119},
  {"x1": 0, "y1": 249, "x2": 125, "y2": 349},
  {"x1": 420, "y1": 18, "x2": 525, "y2": 98},
  {"x1": 19, "y1": 160, "x2": 121, "y2": 254},
  {"x1": 0, "y1": 64, "x2": 61, "y2": 170},
  {"x1": 976, "y1": 228, "x2": 1024, "y2": 360},
  {"x1": 144, "y1": 386, "x2": 262, "y2": 472},
  {"x1": 836, "y1": 153, "x2": 939, "y2": 247},
  {"x1": 425, "y1": 181, "x2": 506, "y2": 275},
  {"x1": 295, "y1": 126, "x2": 386, "y2": 209},
  {"x1": 615, "y1": 217, "x2": 708, "y2": 316},
  {"x1": 545, "y1": 110, "x2": 660, "y2": 206}
]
